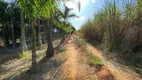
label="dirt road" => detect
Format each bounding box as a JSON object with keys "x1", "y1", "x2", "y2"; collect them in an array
[{"x1": 64, "y1": 40, "x2": 96, "y2": 80}]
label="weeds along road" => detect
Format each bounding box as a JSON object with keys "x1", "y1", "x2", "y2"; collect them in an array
[{"x1": 73, "y1": 34, "x2": 142, "y2": 80}]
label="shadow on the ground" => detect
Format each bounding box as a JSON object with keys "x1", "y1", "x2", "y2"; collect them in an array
[
  {"x1": 0, "y1": 48, "x2": 21, "y2": 64},
  {"x1": 3, "y1": 54, "x2": 69, "y2": 80}
]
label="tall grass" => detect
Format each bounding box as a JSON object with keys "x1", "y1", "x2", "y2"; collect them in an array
[
  {"x1": 80, "y1": 0, "x2": 142, "y2": 74},
  {"x1": 80, "y1": 0, "x2": 142, "y2": 53}
]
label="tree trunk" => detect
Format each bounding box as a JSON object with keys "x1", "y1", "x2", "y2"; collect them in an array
[
  {"x1": 11, "y1": 18, "x2": 15, "y2": 48},
  {"x1": 42, "y1": 21, "x2": 47, "y2": 44},
  {"x1": 46, "y1": 20, "x2": 54, "y2": 57},
  {"x1": 137, "y1": 0, "x2": 142, "y2": 20},
  {"x1": 31, "y1": 19, "x2": 38, "y2": 73},
  {"x1": 37, "y1": 20, "x2": 42, "y2": 46},
  {"x1": 20, "y1": 12, "x2": 27, "y2": 52}
]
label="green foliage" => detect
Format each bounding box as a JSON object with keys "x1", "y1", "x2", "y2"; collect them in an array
[
  {"x1": 57, "y1": 47, "x2": 67, "y2": 53},
  {"x1": 75, "y1": 39, "x2": 103, "y2": 71},
  {"x1": 19, "y1": 52, "x2": 30, "y2": 59},
  {"x1": 75, "y1": 40, "x2": 87, "y2": 52},
  {"x1": 17, "y1": 0, "x2": 58, "y2": 19},
  {"x1": 0, "y1": 0, "x2": 8, "y2": 23},
  {"x1": 0, "y1": 65, "x2": 6, "y2": 75},
  {"x1": 56, "y1": 6, "x2": 77, "y2": 33},
  {"x1": 88, "y1": 53, "x2": 103, "y2": 66}
]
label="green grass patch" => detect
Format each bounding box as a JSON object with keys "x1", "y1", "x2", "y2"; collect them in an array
[
  {"x1": 87, "y1": 52, "x2": 103, "y2": 69},
  {"x1": 57, "y1": 47, "x2": 67, "y2": 53},
  {"x1": 0, "y1": 65, "x2": 6, "y2": 75},
  {"x1": 19, "y1": 52, "x2": 31, "y2": 59},
  {"x1": 75, "y1": 39, "x2": 104, "y2": 71},
  {"x1": 75, "y1": 40, "x2": 87, "y2": 52}
]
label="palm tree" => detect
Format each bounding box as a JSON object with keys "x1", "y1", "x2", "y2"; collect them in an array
[
  {"x1": 7, "y1": 3, "x2": 15, "y2": 48},
  {"x1": 17, "y1": 0, "x2": 80, "y2": 64},
  {"x1": 17, "y1": 0, "x2": 59, "y2": 71},
  {"x1": 45, "y1": 1, "x2": 81, "y2": 57},
  {"x1": 46, "y1": 17, "x2": 54, "y2": 57},
  {"x1": 17, "y1": 0, "x2": 39, "y2": 72},
  {"x1": 59, "y1": 5, "x2": 78, "y2": 40},
  {"x1": 37, "y1": 20, "x2": 42, "y2": 46},
  {"x1": 20, "y1": 11, "x2": 27, "y2": 53}
]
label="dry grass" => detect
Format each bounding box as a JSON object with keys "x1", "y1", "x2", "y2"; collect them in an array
[{"x1": 79, "y1": 0, "x2": 142, "y2": 75}]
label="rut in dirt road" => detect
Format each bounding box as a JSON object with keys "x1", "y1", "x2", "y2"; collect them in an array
[
  {"x1": 65, "y1": 41, "x2": 86, "y2": 80},
  {"x1": 64, "y1": 40, "x2": 97, "y2": 80}
]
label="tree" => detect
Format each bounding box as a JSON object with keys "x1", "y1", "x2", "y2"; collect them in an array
[
  {"x1": 45, "y1": 1, "x2": 80, "y2": 57},
  {"x1": 17, "y1": 0, "x2": 80, "y2": 62},
  {"x1": 37, "y1": 20, "x2": 42, "y2": 46},
  {"x1": 20, "y1": 11, "x2": 27, "y2": 53},
  {"x1": 7, "y1": 3, "x2": 16, "y2": 48},
  {"x1": 58, "y1": 5, "x2": 78, "y2": 41},
  {"x1": 17, "y1": 0, "x2": 39, "y2": 72},
  {"x1": 17, "y1": 0, "x2": 59, "y2": 72}
]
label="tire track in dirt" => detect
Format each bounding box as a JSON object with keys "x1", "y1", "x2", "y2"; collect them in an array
[
  {"x1": 64, "y1": 40, "x2": 90, "y2": 80},
  {"x1": 66, "y1": 42, "x2": 78, "y2": 80}
]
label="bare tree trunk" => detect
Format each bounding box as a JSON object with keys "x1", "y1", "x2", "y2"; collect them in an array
[
  {"x1": 31, "y1": 19, "x2": 38, "y2": 73},
  {"x1": 43, "y1": 20, "x2": 47, "y2": 44},
  {"x1": 20, "y1": 12, "x2": 27, "y2": 52},
  {"x1": 37, "y1": 20, "x2": 42, "y2": 46},
  {"x1": 46, "y1": 20, "x2": 54, "y2": 57},
  {"x1": 11, "y1": 18, "x2": 15, "y2": 48}
]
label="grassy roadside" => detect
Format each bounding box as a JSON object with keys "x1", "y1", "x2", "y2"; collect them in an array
[
  {"x1": 74, "y1": 39, "x2": 115, "y2": 80},
  {"x1": 74, "y1": 40, "x2": 103, "y2": 71}
]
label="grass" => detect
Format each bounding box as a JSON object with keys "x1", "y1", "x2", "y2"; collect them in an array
[
  {"x1": 75, "y1": 40, "x2": 103, "y2": 71},
  {"x1": 79, "y1": 0, "x2": 142, "y2": 75},
  {"x1": 57, "y1": 47, "x2": 67, "y2": 53},
  {"x1": 75, "y1": 39, "x2": 87, "y2": 52},
  {"x1": 19, "y1": 52, "x2": 31, "y2": 60},
  {"x1": 87, "y1": 52, "x2": 103, "y2": 67},
  {"x1": 0, "y1": 65, "x2": 6, "y2": 75}
]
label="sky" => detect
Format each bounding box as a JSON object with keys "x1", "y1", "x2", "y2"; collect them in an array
[
  {"x1": 63, "y1": 0, "x2": 105, "y2": 30},
  {"x1": 5, "y1": 0, "x2": 105, "y2": 30}
]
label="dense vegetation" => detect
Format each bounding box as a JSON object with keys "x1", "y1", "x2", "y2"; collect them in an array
[{"x1": 80, "y1": 0, "x2": 142, "y2": 74}]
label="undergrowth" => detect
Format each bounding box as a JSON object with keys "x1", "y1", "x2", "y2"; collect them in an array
[
  {"x1": 57, "y1": 47, "x2": 66, "y2": 53},
  {"x1": 75, "y1": 40, "x2": 103, "y2": 71},
  {"x1": 0, "y1": 65, "x2": 6, "y2": 75}
]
